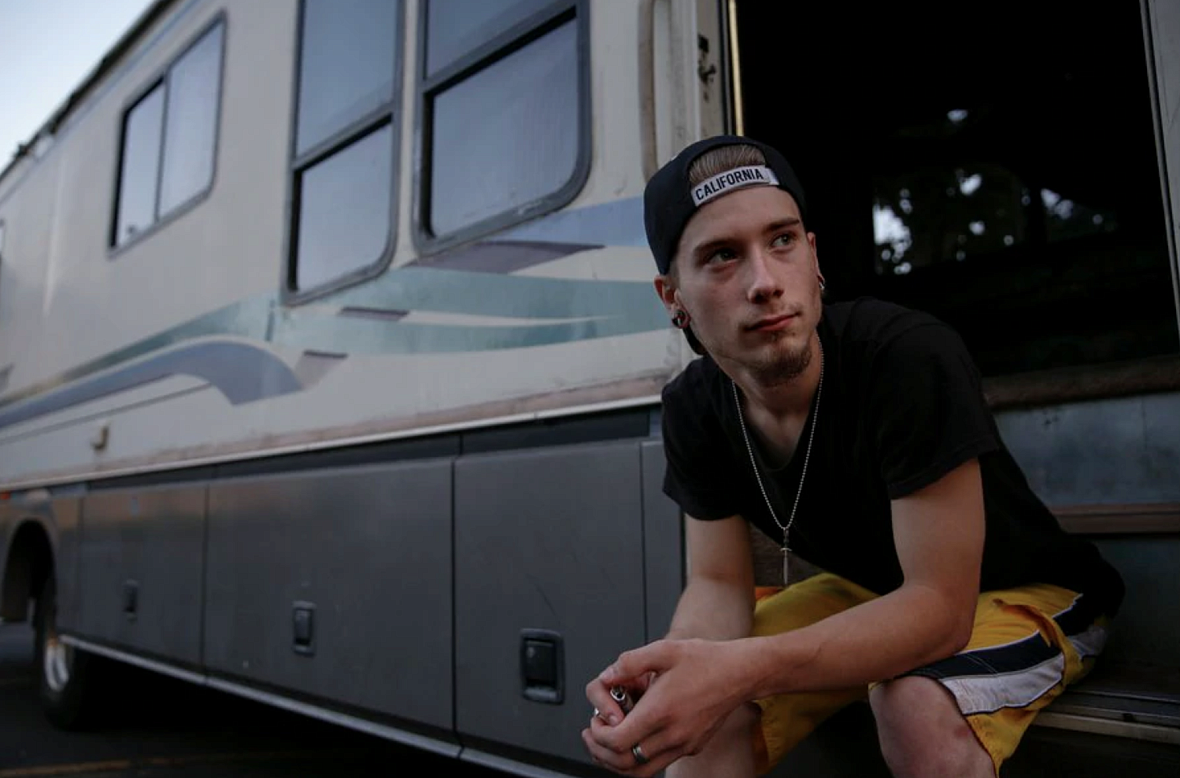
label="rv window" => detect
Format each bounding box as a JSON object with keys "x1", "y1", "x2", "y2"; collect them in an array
[
  {"x1": 428, "y1": 20, "x2": 578, "y2": 236},
  {"x1": 112, "y1": 20, "x2": 225, "y2": 248},
  {"x1": 419, "y1": 1, "x2": 585, "y2": 243},
  {"x1": 114, "y1": 85, "x2": 165, "y2": 244},
  {"x1": 424, "y1": 0, "x2": 553, "y2": 76},
  {"x1": 159, "y1": 23, "x2": 223, "y2": 216},
  {"x1": 295, "y1": 0, "x2": 397, "y2": 156},
  {"x1": 287, "y1": 0, "x2": 402, "y2": 298},
  {"x1": 294, "y1": 123, "x2": 394, "y2": 291}
]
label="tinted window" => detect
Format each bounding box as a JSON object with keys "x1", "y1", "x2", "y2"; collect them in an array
[
  {"x1": 296, "y1": 0, "x2": 397, "y2": 155},
  {"x1": 427, "y1": 17, "x2": 579, "y2": 236},
  {"x1": 159, "y1": 24, "x2": 223, "y2": 216},
  {"x1": 115, "y1": 85, "x2": 165, "y2": 244},
  {"x1": 294, "y1": 124, "x2": 394, "y2": 291},
  {"x1": 425, "y1": 0, "x2": 553, "y2": 76}
]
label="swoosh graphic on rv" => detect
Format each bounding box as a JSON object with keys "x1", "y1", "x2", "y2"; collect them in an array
[
  {"x1": 0, "y1": 339, "x2": 303, "y2": 431},
  {"x1": 0, "y1": 202, "x2": 661, "y2": 431}
]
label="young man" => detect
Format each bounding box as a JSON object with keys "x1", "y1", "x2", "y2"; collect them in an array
[{"x1": 582, "y1": 136, "x2": 1125, "y2": 778}]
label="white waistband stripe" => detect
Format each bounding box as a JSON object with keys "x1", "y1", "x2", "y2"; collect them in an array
[{"x1": 940, "y1": 653, "x2": 1066, "y2": 716}]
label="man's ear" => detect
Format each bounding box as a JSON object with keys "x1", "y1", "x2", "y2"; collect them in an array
[{"x1": 653, "y1": 275, "x2": 679, "y2": 314}]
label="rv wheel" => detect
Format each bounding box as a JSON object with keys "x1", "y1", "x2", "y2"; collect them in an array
[{"x1": 34, "y1": 575, "x2": 98, "y2": 729}]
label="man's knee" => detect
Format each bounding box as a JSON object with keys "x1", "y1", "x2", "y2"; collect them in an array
[
  {"x1": 666, "y1": 703, "x2": 761, "y2": 778},
  {"x1": 870, "y1": 676, "x2": 993, "y2": 778},
  {"x1": 710, "y1": 701, "x2": 761, "y2": 751}
]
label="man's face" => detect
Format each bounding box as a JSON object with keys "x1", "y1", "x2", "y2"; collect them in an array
[{"x1": 657, "y1": 186, "x2": 821, "y2": 382}]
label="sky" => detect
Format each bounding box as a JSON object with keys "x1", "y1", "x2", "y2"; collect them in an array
[{"x1": 0, "y1": 0, "x2": 155, "y2": 166}]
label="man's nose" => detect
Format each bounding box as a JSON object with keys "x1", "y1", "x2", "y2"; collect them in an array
[{"x1": 746, "y1": 247, "x2": 782, "y2": 302}]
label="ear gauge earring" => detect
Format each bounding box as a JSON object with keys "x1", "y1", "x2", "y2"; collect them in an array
[{"x1": 671, "y1": 309, "x2": 691, "y2": 329}]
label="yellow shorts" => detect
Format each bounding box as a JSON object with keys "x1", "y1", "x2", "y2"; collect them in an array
[{"x1": 750, "y1": 573, "x2": 1108, "y2": 776}]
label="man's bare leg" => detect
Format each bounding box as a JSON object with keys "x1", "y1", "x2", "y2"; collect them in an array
[
  {"x1": 666, "y1": 703, "x2": 761, "y2": 778},
  {"x1": 870, "y1": 676, "x2": 995, "y2": 778}
]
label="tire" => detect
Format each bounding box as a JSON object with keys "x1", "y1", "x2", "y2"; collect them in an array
[{"x1": 34, "y1": 575, "x2": 99, "y2": 730}]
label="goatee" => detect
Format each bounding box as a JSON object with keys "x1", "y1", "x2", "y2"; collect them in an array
[{"x1": 749, "y1": 337, "x2": 812, "y2": 387}]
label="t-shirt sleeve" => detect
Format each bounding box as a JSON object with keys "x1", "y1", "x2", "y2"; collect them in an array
[
  {"x1": 660, "y1": 376, "x2": 745, "y2": 520},
  {"x1": 868, "y1": 321, "x2": 1000, "y2": 499}
]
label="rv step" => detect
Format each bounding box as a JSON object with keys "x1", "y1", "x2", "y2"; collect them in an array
[{"x1": 1030, "y1": 664, "x2": 1180, "y2": 744}]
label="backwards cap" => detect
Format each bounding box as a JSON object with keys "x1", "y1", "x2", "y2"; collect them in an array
[{"x1": 643, "y1": 135, "x2": 808, "y2": 275}]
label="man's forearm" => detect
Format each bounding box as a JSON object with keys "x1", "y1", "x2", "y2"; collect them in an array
[
  {"x1": 734, "y1": 582, "x2": 973, "y2": 700},
  {"x1": 665, "y1": 576, "x2": 754, "y2": 642}
]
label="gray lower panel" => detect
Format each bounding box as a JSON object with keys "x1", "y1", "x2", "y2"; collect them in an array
[
  {"x1": 641, "y1": 441, "x2": 683, "y2": 640},
  {"x1": 995, "y1": 392, "x2": 1180, "y2": 505},
  {"x1": 204, "y1": 461, "x2": 452, "y2": 731},
  {"x1": 52, "y1": 498, "x2": 82, "y2": 632},
  {"x1": 454, "y1": 440, "x2": 647, "y2": 764},
  {"x1": 78, "y1": 486, "x2": 205, "y2": 664}
]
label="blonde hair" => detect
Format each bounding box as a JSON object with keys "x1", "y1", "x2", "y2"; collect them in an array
[{"x1": 687, "y1": 144, "x2": 767, "y2": 187}]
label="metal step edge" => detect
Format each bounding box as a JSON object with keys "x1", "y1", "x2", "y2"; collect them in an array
[{"x1": 1032, "y1": 710, "x2": 1180, "y2": 746}]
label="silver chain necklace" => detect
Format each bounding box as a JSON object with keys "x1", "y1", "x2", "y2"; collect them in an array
[{"x1": 731, "y1": 341, "x2": 823, "y2": 584}]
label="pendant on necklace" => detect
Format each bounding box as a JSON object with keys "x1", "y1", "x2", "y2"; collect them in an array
[{"x1": 782, "y1": 545, "x2": 790, "y2": 584}]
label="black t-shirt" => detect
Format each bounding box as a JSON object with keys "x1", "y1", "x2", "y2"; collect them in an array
[{"x1": 661, "y1": 297, "x2": 1125, "y2": 616}]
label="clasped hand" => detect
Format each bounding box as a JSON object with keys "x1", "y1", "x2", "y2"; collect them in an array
[{"x1": 582, "y1": 638, "x2": 748, "y2": 776}]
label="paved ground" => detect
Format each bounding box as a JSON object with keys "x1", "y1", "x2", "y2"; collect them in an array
[
  {"x1": 0, "y1": 622, "x2": 509, "y2": 777},
  {"x1": 8, "y1": 621, "x2": 1174, "y2": 778}
]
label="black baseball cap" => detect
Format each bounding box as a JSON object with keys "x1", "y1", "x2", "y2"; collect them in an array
[{"x1": 643, "y1": 135, "x2": 808, "y2": 276}]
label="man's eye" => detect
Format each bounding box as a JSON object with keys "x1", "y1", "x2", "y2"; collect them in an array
[
  {"x1": 772, "y1": 233, "x2": 794, "y2": 247},
  {"x1": 707, "y1": 248, "x2": 737, "y2": 264}
]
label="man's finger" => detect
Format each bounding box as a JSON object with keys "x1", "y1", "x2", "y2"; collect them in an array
[
  {"x1": 619, "y1": 727, "x2": 684, "y2": 776},
  {"x1": 582, "y1": 726, "x2": 679, "y2": 778},
  {"x1": 582, "y1": 726, "x2": 637, "y2": 773},
  {"x1": 599, "y1": 641, "x2": 672, "y2": 686},
  {"x1": 589, "y1": 701, "x2": 675, "y2": 763},
  {"x1": 585, "y1": 678, "x2": 626, "y2": 725}
]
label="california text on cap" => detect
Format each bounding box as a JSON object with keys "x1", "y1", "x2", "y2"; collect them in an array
[{"x1": 642, "y1": 135, "x2": 808, "y2": 276}]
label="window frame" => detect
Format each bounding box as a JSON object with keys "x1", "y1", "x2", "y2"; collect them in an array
[
  {"x1": 281, "y1": 0, "x2": 406, "y2": 306},
  {"x1": 412, "y1": 0, "x2": 592, "y2": 257},
  {"x1": 108, "y1": 13, "x2": 227, "y2": 256}
]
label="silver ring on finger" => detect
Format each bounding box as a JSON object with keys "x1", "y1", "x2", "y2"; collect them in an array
[{"x1": 632, "y1": 743, "x2": 649, "y2": 766}]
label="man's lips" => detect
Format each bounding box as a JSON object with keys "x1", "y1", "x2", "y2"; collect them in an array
[{"x1": 746, "y1": 313, "x2": 797, "y2": 332}]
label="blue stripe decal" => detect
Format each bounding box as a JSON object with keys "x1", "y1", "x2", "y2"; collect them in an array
[
  {"x1": 406, "y1": 239, "x2": 601, "y2": 274},
  {"x1": 494, "y1": 197, "x2": 647, "y2": 248},
  {"x1": 0, "y1": 294, "x2": 274, "y2": 416},
  {"x1": 274, "y1": 309, "x2": 659, "y2": 355},
  {"x1": 0, "y1": 238, "x2": 669, "y2": 432},
  {"x1": 0, "y1": 339, "x2": 301, "y2": 431},
  {"x1": 275, "y1": 267, "x2": 668, "y2": 354},
  {"x1": 319, "y1": 266, "x2": 663, "y2": 320}
]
